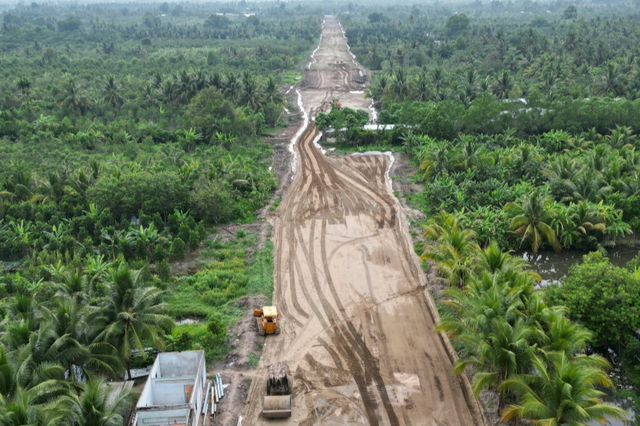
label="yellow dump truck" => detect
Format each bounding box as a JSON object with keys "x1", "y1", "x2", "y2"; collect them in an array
[
  {"x1": 263, "y1": 361, "x2": 292, "y2": 418},
  {"x1": 253, "y1": 306, "x2": 280, "y2": 336}
]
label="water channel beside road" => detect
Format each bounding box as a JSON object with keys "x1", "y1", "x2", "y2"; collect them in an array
[{"x1": 522, "y1": 245, "x2": 640, "y2": 287}]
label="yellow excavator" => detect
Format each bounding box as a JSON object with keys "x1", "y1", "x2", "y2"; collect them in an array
[
  {"x1": 253, "y1": 306, "x2": 281, "y2": 336},
  {"x1": 262, "y1": 362, "x2": 292, "y2": 418}
]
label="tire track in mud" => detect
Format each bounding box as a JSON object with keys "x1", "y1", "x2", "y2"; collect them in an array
[{"x1": 243, "y1": 16, "x2": 487, "y2": 426}]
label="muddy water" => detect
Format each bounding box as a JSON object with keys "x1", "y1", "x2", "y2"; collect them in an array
[{"x1": 522, "y1": 246, "x2": 640, "y2": 287}]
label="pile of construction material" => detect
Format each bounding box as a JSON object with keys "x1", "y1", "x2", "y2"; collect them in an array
[{"x1": 203, "y1": 373, "x2": 224, "y2": 422}]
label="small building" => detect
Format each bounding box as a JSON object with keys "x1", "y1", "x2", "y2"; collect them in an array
[{"x1": 134, "y1": 350, "x2": 206, "y2": 426}]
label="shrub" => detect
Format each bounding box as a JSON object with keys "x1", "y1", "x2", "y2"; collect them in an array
[{"x1": 172, "y1": 237, "x2": 186, "y2": 261}]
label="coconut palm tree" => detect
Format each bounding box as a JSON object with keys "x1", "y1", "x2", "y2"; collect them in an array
[
  {"x1": 586, "y1": 145, "x2": 611, "y2": 175},
  {"x1": 605, "y1": 125, "x2": 635, "y2": 149},
  {"x1": 191, "y1": 69, "x2": 207, "y2": 92},
  {"x1": 595, "y1": 62, "x2": 626, "y2": 97},
  {"x1": 493, "y1": 70, "x2": 513, "y2": 100},
  {"x1": 160, "y1": 79, "x2": 178, "y2": 104},
  {"x1": 562, "y1": 135, "x2": 593, "y2": 153},
  {"x1": 421, "y1": 212, "x2": 478, "y2": 287},
  {"x1": 479, "y1": 75, "x2": 491, "y2": 92},
  {"x1": 40, "y1": 299, "x2": 123, "y2": 381},
  {"x1": 563, "y1": 30, "x2": 579, "y2": 54},
  {"x1": 616, "y1": 170, "x2": 640, "y2": 197},
  {"x1": 102, "y1": 75, "x2": 125, "y2": 111},
  {"x1": 0, "y1": 384, "x2": 70, "y2": 426},
  {"x1": 570, "y1": 201, "x2": 607, "y2": 237},
  {"x1": 506, "y1": 188, "x2": 560, "y2": 253},
  {"x1": 454, "y1": 317, "x2": 539, "y2": 412},
  {"x1": 93, "y1": 263, "x2": 173, "y2": 380},
  {"x1": 152, "y1": 72, "x2": 163, "y2": 89},
  {"x1": 566, "y1": 173, "x2": 612, "y2": 203},
  {"x1": 475, "y1": 241, "x2": 540, "y2": 281},
  {"x1": 540, "y1": 309, "x2": 593, "y2": 355},
  {"x1": 222, "y1": 73, "x2": 241, "y2": 102},
  {"x1": 175, "y1": 69, "x2": 195, "y2": 103},
  {"x1": 455, "y1": 139, "x2": 484, "y2": 172},
  {"x1": 58, "y1": 79, "x2": 91, "y2": 115},
  {"x1": 367, "y1": 74, "x2": 389, "y2": 100},
  {"x1": 50, "y1": 267, "x2": 91, "y2": 303},
  {"x1": 500, "y1": 352, "x2": 628, "y2": 425},
  {"x1": 36, "y1": 171, "x2": 69, "y2": 205},
  {"x1": 66, "y1": 378, "x2": 136, "y2": 426},
  {"x1": 391, "y1": 68, "x2": 408, "y2": 101},
  {"x1": 0, "y1": 293, "x2": 43, "y2": 328},
  {"x1": 207, "y1": 72, "x2": 223, "y2": 90},
  {"x1": 0, "y1": 346, "x2": 71, "y2": 426},
  {"x1": 460, "y1": 68, "x2": 478, "y2": 95},
  {"x1": 264, "y1": 76, "x2": 283, "y2": 105},
  {"x1": 240, "y1": 73, "x2": 263, "y2": 111},
  {"x1": 543, "y1": 157, "x2": 584, "y2": 182},
  {"x1": 419, "y1": 142, "x2": 453, "y2": 179},
  {"x1": 140, "y1": 84, "x2": 157, "y2": 105},
  {"x1": 622, "y1": 148, "x2": 640, "y2": 172},
  {"x1": 438, "y1": 271, "x2": 541, "y2": 411},
  {"x1": 431, "y1": 67, "x2": 447, "y2": 93},
  {"x1": 1, "y1": 170, "x2": 39, "y2": 203},
  {"x1": 413, "y1": 71, "x2": 431, "y2": 102},
  {"x1": 16, "y1": 78, "x2": 31, "y2": 96}
]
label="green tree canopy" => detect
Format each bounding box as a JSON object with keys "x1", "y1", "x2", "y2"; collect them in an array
[
  {"x1": 183, "y1": 87, "x2": 258, "y2": 142},
  {"x1": 500, "y1": 352, "x2": 627, "y2": 425},
  {"x1": 368, "y1": 12, "x2": 387, "y2": 24},
  {"x1": 445, "y1": 13, "x2": 470, "y2": 36},
  {"x1": 87, "y1": 172, "x2": 188, "y2": 220},
  {"x1": 546, "y1": 251, "x2": 640, "y2": 347},
  {"x1": 204, "y1": 14, "x2": 231, "y2": 28},
  {"x1": 57, "y1": 16, "x2": 82, "y2": 32},
  {"x1": 562, "y1": 5, "x2": 578, "y2": 20}
]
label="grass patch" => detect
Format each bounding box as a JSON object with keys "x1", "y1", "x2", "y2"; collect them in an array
[
  {"x1": 270, "y1": 198, "x2": 282, "y2": 211},
  {"x1": 246, "y1": 240, "x2": 274, "y2": 299},
  {"x1": 248, "y1": 352, "x2": 260, "y2": 369},
  {"x1": 168, "y1": 317, "x2": 230, "y2": 361},
  {"x1": 164, "y1": 231, "x2": 274, "y2": 361},
  {"x1": 329, "y1": 143, "x2": 405, "y2": 155},
  {"x1": 282, "y1": 70, "x2": 303, "y2": 85},
  {"x1": 166, "y1": 251, "x2": 248, "y2": 319}
]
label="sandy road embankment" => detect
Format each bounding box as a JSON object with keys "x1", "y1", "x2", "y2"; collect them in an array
[{"x1": 242, "y1": 16, "x2": 487, "y2": 426}]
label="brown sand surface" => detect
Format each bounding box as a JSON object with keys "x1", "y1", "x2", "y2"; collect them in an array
[{"x1": 242, "y1": 16, "x2": 487, "y2": 426}]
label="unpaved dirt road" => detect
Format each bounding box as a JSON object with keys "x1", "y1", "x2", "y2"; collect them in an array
[{"x1": 243, "y1": 17, "x2": 486, "y2": 426}]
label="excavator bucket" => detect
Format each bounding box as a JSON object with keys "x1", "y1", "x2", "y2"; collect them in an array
[
  {"x1": 253, "y1": 308, "x2": 263, "y2": 317},
  {"x1": 262, "y1": 395, "x2": 292, "y2": 418}
]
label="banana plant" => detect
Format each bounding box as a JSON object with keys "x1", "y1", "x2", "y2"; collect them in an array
[{"x1": 43, "y1": 223, "x2": 72, "y2": 253}]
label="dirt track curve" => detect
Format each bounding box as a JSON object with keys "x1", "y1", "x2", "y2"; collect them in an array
[{"x1": 243, "y1": 17, "x2": 487, "y2": 426}]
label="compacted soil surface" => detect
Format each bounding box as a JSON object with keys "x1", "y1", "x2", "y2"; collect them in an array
[{"x1": 242, "y1": 16, "x2": 487, "y2": 426}]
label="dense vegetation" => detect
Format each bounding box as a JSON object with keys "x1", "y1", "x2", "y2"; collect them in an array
[
  {"x1": 339, "y1": 3, "x2": 640, "y2": 251},
  {"x1": 0, "y1": 1, "x2": 318, "y2": 423},
  {"x1": 2, "y1": 0, "x2": 640, "y2": 424},
  {"x1": 424, "y1": 213, "x2": 628, "y2": 424},
  {"x1": 338, "y1": 2, "x2": 640, "y2": 424}
]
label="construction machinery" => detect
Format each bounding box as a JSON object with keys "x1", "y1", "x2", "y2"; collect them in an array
[
  {"x1": 262, "y1": 362, "x2": 292, "y2": 418},
  {"x1": 253, "y1": 306, "x2": 280, "y2": 336}
]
